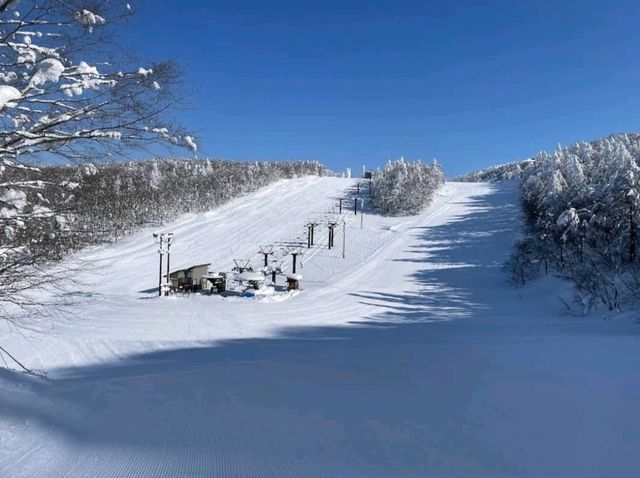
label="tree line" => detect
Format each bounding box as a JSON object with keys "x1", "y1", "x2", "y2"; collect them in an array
[
  {"x1": 454, "y1": 159, "x2": 534, "y2": 182},
  {"x1": 505, "y1": 133, "x2": 640, "y2": 311},
  {"x1": 2, "y1": 158, "x2": 328, "y2": 261}
]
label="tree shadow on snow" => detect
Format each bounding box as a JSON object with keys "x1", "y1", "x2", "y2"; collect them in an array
[{"x1": 349, "y1": 184, "x2": 520, "y2": 325}]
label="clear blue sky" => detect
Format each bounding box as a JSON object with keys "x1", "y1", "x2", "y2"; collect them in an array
[{"x1": 125, "y1": 0, "x2": 640, "y2": 176}]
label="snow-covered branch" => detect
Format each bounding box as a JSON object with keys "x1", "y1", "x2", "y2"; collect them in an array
[{"x1": 0, "y1": 0, "x2": 197, "y2": 326}]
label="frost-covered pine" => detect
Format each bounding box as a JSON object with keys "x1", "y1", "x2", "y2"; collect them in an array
[
  {"x1": 505, "y1": 133, "x2": 640, "y2": 309},
  {"x1": 455, "y1": 159, "x2": 534, "y2": 182},
  {"x1": 371, "y1": 158, "x2": 444, "y2": 215}
]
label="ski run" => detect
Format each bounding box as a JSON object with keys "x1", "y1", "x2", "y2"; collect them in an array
[{"x1": 1, "y1": 176, "x2": 639, "y2": 477}]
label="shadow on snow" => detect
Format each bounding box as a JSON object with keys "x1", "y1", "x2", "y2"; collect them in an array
[{"x1": 6, "y1": 183, "x2": 635, "y2": 476}]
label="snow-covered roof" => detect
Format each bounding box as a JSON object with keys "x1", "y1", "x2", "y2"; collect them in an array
[
  {"x1": 286, "y1": 273, "x2": 302, "y2": 281},
  {"x1": 168, "y1": 263, "x2": 211, "y2": 276},
  {"x1": 236, "y1": 271, "x2": 265, "y2": 282},
  {"x1": 203, "y1": 272, "x2": 224, "y2": 279}
]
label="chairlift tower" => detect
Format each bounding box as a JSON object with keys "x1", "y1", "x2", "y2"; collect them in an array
[
  {"x1": 286, "y1": 244, "x2": 304, "y2": 274},
  {"x1": 258, "y1": 245, "x2": 275, "y2": 267},
  {"x1": 269, "y1": 258, "x2": 283, "y2": 283},
  {"x1": 304, "y1": 220, "x2": 319, "y2": 248},
  {"x1": 354, "y1": 197, "x2": 362, "y2": 215},
  {"x1": 327, "y1": 220, "x2": 338, "y2": 249},
  {"x1": 232, "y1": 258, "x2": 253, "y2": 273}
]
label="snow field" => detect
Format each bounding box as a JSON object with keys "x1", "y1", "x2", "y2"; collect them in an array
[{"x1": 1, "y1": 177, "x2": 639, "y2": 477}]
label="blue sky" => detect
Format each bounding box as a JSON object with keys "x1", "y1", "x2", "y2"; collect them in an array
[{"x1": 126, "y1": 0, "x2": 640, "y2": 176}]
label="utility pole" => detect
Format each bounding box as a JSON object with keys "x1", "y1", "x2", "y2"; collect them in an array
[
  {"x1": 354, "y1": 197, "x2": 359, "y2": 215},
  {"x1": 165, "y1": 233, "x2": 174, "y2": 290},
  {"x1": 342, "y1": 219, "x2": 346, "y2": 259},
  {"x1": 356, "y1": 182, "x2": 360, "y2": 195},
  {"x1": 339, "y1": 198, "x2": 343, "y2": 214},
  {"x1": 158, "y1": 236, "x2": 163, "y2": 296}
]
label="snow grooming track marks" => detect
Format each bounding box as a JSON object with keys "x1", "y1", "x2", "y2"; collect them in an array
[{"x1": 2, "y1": 179, "x2": 640, "y2": 477}]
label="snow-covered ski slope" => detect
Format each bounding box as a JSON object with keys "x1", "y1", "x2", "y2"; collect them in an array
[{"x1": 2, "y1": 176, "x2": 640, "y2": 477}]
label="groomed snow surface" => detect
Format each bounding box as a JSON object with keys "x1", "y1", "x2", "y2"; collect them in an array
[{"x1": 1, "y1": 177, "x2": 639, "y2": 477}]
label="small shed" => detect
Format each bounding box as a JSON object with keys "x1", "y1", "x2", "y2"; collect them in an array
[
  {"x1": 286, "y1": 273, "x2": 302, "y2": 291},
  {"x1": 167, "y1": 263, "x2": 211, "y2": 292}
]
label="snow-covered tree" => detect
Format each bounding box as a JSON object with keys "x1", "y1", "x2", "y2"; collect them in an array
[
  {"x1": 454, "y1": 158, "x2": 534, "y2": 182},
  {"x1": 0, "y1": 0, "x2": 195, "y2": 323},
  {"x1": 492, "y1": 132, "x2": 640, "y2": 309},
  {"x1": 371, "y1": 158, "x2": 444, "y2": 215}
]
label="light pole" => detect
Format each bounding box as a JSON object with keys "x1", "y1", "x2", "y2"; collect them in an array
[
  {"x1": 153, "y1": 232, "x2": 174, "y2": 297},
  {"x1": 166, "y1": 233, "x2": 174, "y2": 288}
]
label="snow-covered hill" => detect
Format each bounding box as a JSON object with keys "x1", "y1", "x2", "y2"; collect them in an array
[{"x1": 1, "y1": 176, "x2": 639, "y2": 477}]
